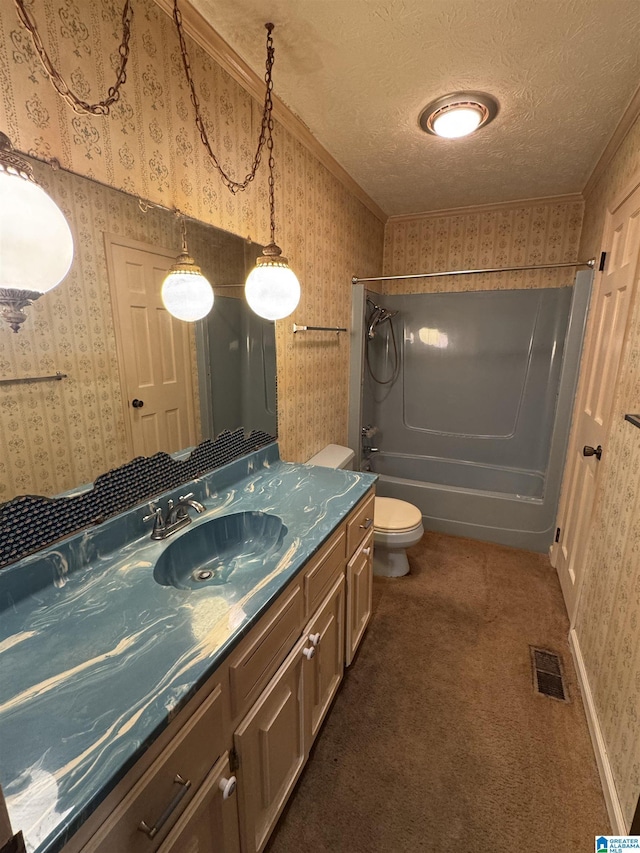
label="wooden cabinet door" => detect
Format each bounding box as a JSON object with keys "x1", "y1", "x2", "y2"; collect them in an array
[
  {"x1": 346, "y1": 530, "x2": 374, "y2": 666},
  {"x1": 156, "y1": 753, "x2": 240, "y2": 853},
  {"x1": 305, "y1": 573, "x2": 345, "y2": 743},
  {"x1": 234, "y1": 637, "x2": 308, "y2": 853}
]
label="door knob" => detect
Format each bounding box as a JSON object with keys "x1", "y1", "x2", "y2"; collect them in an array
[
  {"x1": 583, "y1": 444, "x2": 602, "y2": 460},
  {"x1": 218, "y1": 775, "x2": 237, "y2": 800},
  {"x1": 132, "y1": 398, "x2": 144, "y2": 408}
]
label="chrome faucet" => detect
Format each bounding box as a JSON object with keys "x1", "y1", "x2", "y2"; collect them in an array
[{"x1": 144, "y1": 492, "x2": 205, "y2": 540}]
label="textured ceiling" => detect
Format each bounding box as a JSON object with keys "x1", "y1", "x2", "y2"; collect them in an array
[{"x1": 189, "y1": 0, "x2": 640, "y2": 216}]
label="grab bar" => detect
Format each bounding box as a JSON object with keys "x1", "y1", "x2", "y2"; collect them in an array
[
  {"x1": 293, "y1": 324, "x2": 347, "y2": 334},
  {"x1": 0, "y1": 372, "x2": 68, "y2": 386}
]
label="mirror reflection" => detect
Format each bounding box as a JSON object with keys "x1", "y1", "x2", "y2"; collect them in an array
[{"x1": 0, "y1": 156, "x2": 276, "y2": 504}]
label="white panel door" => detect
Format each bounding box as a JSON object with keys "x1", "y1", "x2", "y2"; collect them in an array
[
  {"x1": 105, "y1": 236, "x2": 198, "y2": 458},
  {"x1": 553, "y1": 183, "x2": 640, "y2": 620}
]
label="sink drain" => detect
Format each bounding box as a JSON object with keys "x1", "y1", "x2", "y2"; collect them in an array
[{"x1": 192, "y1": 569, "x2": 214, "y2": 582}]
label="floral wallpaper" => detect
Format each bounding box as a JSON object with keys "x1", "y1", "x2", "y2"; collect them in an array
[
  {"x1": 573, "y1": 112, "x2": 640, "y2": 830},
  {"x1": 0, "y1": 0, "x2": 384, "y2": 498},
  {"x1": 383, "y1": 199, "x2": 584, "y2": 293}
]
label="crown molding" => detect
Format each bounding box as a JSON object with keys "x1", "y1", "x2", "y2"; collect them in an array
[
  {"x1": 153, "y1": 0, "x2": 387, "y2": 224},
  {"x1": 583, "y1": 83, "x2": 640, "y2": 200},
  {"x1": 387, "y1": 193, "x2": 584, "y2": 224}
]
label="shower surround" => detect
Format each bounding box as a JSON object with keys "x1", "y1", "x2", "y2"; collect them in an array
[{"x1": 352, "y1": 274, "x2": 591, "y2": 552}]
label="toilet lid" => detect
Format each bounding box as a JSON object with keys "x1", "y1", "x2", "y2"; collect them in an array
[{"x1": 374, "y1": 497, "x2": 422, "y2": 533}]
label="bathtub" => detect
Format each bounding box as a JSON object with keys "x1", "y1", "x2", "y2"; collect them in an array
[
  {"x1": 369, "y1": 451, "x2": 545, "y2": 497},
  {"x1": 368, "y1": 451, "x2": 553, "y2": 552}
]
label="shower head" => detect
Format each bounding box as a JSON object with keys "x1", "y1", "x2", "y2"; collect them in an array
[
  {"x1": 378, "y1": 307, "x2": 398, "y2": 323},
  {"x1": 366, "y1": 300, "x2": 398, "y2": 338}
]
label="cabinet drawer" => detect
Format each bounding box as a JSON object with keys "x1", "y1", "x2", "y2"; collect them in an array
[
  {"x1": 346, "y1": 490, "x2": 375, "y2": 559},
  {"x1": 84, "y1": 684, "x2": 225, "y2": 853},
  {"x1": 303, "y1": 528, "x2": 346, "y2": 617},
  {"x1": 229, "y1": 584, "x2": 304, "y2": 721}
]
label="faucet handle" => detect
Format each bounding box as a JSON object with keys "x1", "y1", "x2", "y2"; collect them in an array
[
  {"x1": 179, "y1": 492, "x2": 194, "y2": 501},
  {"x1": 143, "y1": 504, "x2": 160, "y2": 523},
  {"x1": 143, "y1": 506, "x2": 166, "y2": 538}
]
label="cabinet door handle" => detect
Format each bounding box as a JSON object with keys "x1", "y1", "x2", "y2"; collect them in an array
[
  {"x1": 363, "y1": 547, "x2": 371, "y2": 556},
  {"x1": 302, "y1": 646, "x2": 316, "y2": 660},
  {"x1": 360, "y1": 517, "x2": 373, "y2": 529},
  {"x1": 309, "y1": 632, "x2": 321, "y2": 647},
  {"x1": 138, "y1": 774, "x2": 192, "y2": 838},
  {"x1": 218, "y1": 775, "x2": 237, "y2": 800}
]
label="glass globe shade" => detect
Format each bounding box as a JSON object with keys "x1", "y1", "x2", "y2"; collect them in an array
[
  {"x1": 161, "y1": 267, "x2": 214, "y2": 322},
  {"x1": 0, "y1": 167, "x2": 74, "y2": 294},
  {"x1": 245, "y1": 258, "x2": 300, "y2": 321},
  {"x1": 432, "y1": 106, "x2": 483, "y2": 139}
]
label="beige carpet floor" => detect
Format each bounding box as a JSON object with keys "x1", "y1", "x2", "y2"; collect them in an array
[{"x1": 265, "y1": 531, "x2": 610, "y2": 853}]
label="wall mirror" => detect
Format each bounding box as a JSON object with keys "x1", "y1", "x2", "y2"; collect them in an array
[{"x1": 0, "y1": 154, "x2": 277, "y2": 506}]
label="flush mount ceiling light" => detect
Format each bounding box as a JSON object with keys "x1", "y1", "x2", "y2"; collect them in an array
[
  {"x1": 0, "y1": 132, "x2": 74, "y2": 333},
  {"x1": 419, "y1": 92, "x2": 498, "y2": 139}
]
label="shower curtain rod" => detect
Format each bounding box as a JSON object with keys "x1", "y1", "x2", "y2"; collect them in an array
[{"x1": 351, "y1": 258, "x2": 596, "y2": 285}]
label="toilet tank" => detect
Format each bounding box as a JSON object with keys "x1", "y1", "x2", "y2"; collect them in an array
[{"x1": 307, "y1": 444, "x2": 355, "y2": 470}]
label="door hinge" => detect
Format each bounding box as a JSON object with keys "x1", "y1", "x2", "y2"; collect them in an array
[
  {"x1": 555, "y1": 527, "x2": 561, "y2": 543},
  {"x1": 599, "y1": 251, "x2": 607, "y2": 272},
  {"x1": 229, "y1": 747, "x2": 239, "y2": 772}
]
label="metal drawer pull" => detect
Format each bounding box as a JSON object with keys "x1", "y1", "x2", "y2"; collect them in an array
[
  {"x1": 359, "y1": 517, "x2": 373, "y2": 530},
  {"x1": 138, "y1": 774, "x2": 192, "y2": 839}
]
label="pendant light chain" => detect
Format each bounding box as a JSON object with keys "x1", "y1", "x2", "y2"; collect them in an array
[
  {"x1": 174, "y1": 1, "x2": 275, "y2": 195},
  {"x1": 180, "y1": 214, "x2": 188, "y2": 253},
  {"x1": 13, "y1": 0, "x2": 133, "y2": 116},
  {"x1": 266, "y1": 105, "x2": 276, "y2": 244}
]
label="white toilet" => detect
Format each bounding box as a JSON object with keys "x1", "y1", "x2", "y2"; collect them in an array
[{"x1": 307, "y1": 444, "x2": 424, "y2": 577}]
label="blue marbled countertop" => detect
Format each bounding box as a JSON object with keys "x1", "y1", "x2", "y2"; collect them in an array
[{"x1": 0, "y1": 445, "x2": 375, "y2": 853}]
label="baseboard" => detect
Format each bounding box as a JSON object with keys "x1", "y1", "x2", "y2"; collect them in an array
[{"x1": 569, "y1": 628, "x2": 627, "y2": 834}]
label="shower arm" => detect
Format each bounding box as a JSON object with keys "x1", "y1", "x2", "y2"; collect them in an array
[{"x1": 352, "y1": 258, "x2": 596, "y2": 285}]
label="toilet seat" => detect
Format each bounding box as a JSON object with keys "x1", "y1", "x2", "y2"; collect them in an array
[{"x1": 374, "y1": 497, "x2": 422, "y2": 533}]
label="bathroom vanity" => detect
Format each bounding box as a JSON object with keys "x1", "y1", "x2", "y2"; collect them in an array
[{"x1": 0, "y1": 444, "x2": 376, "y2": 853}]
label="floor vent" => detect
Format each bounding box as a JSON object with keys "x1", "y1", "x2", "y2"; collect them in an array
[{"x1": 530, "y1": 647, "x2": 568, "y2": 702}]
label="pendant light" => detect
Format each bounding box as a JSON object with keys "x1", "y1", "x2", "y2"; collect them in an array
[
  {"x1": 0, "y1": 133, "x2": 74, "y2": 332},
  {"x1": 161, "y1": 217, "x2": 214, "y2": 322},
  {"x1": 244, "y1": 25, "x2": 300, "y2": 322}
]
